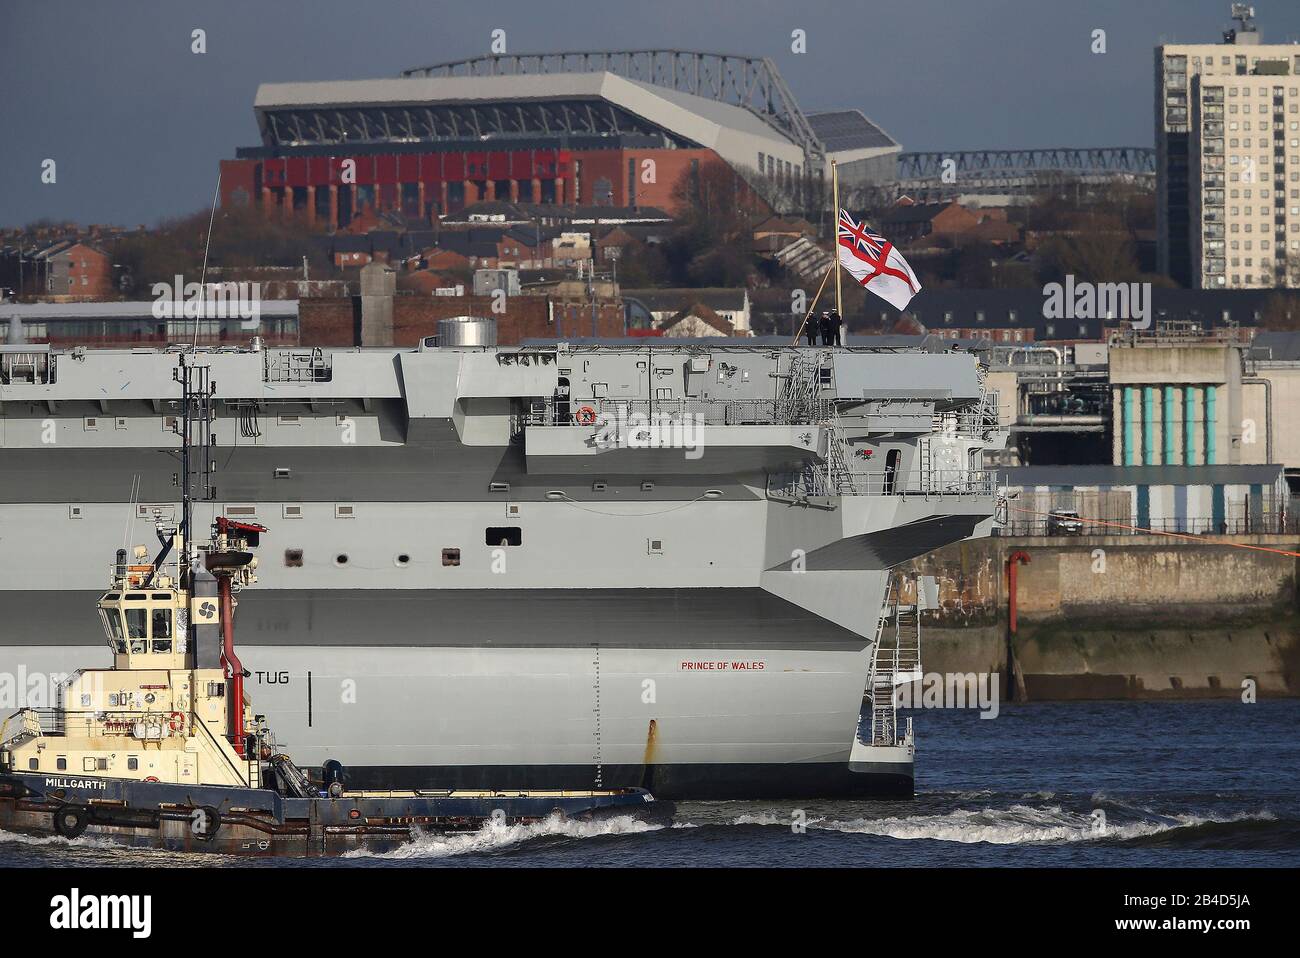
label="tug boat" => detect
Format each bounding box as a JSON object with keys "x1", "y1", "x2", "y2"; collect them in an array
[{"x1": 0, "y1": 357, "x2": 666, "y2": 856}]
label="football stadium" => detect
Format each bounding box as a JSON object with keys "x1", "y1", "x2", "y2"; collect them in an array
[{"x1": 218, "y1": 49, "x2": 902, "y2": 225}]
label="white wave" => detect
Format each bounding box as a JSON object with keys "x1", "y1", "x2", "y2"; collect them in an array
[
  {"x1": 730, "y1": 811, "x2": 799, "y2": 827},
  {"x1": 343, "y1": 812, "x2": 662, "y2": 860},
  {"x1": 818, "y1": 805, "x2": 1277, "y2": 846},
  {"x1": 0, "y1": 827, "x2": 123, "y2": 852}
]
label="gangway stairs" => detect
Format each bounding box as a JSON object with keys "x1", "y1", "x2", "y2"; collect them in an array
[{"x1": 862, "y1": 573, "x2": 925, "y2": 746}]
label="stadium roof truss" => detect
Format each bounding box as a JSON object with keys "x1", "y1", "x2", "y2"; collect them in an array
[
  {"x1": 401, "y1": 50, "x2": 825, "y2": 164},
  {"x1": 258, "y1": 97, "x2": 687, "y2": 148}
]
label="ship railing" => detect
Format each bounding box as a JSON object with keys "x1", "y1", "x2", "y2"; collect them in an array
[
  {"x1": 525, "y1": 397, "x2": 833, "y2": 427},
  {"x1": 932, "y1": 389, "x2": 1002, "y2": 440},
  {"x1": 263, "y1": 347, "x2": 333, "y2": 383},
  {"x1": 26, "y1": 708, "x2": 68, "y2": 736},
  {"x1": 27, "y1": 710, "x2": 168, "y2": 738},
  {"x1": 0, "y1": 709, "x2": 46, "y2": 746},
  {"x1": 0, "y1": 347, "x2": 56, "y2": 385},
  {"x1": 772, "y1": 467, "x2": 997, "y2": 501},
  {"x1": 904, "y1": 468, "x2": 998, "y2": 497}
]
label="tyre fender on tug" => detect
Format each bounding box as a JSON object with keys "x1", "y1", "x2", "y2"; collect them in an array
[
  {"x1": 53, "y1": 805, "x2": 89, "y2": 839},
  {"x1": 193, "y1": 805, "x2": 222, "y2": 841}
]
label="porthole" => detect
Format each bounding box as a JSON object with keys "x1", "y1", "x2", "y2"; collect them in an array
[
  {"x1": 395, "y1": 553, "x2": 411, "y2": 567},
  {"x1": 334, "y1": 553, "x2": 349, "y2": 567}
]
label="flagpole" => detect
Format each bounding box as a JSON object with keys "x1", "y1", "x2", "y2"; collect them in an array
[
  {"x1": 831, "y1": 159, "x2": 843, "y2": 322},
  {"x1": 790, "y1": 265, "x2": 832, "y2": 345}
]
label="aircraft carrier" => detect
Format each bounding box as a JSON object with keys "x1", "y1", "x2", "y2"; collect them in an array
[{"x1": 0, "y1": 332, "x2": 1002, "y2": 799}]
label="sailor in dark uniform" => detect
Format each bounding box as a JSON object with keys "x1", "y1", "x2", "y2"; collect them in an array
[
  {"x1": 817, "y1": 310, "x2": 832, "y2": 346},
  {"x1": 824, "y1": 309, "x2": 843, "y2": 346},
  {"x1": 804, "y1": 313, "x2": 819, "y2": 346}
]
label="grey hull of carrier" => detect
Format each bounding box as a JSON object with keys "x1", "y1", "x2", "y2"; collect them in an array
[{"x1": 0, "y1": 339, "x2": 1003, "y2": 799}]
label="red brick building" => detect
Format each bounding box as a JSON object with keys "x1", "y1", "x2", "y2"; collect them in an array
[
  {"x1": 221, "y1": 146, "x2": 717, "y2": 228},
  {"x1": 36, "y1": 241, "x2": 114, "y2": 300},
  {"x1": 879, "y1": 201, "x2": 981, "y2": 245}
]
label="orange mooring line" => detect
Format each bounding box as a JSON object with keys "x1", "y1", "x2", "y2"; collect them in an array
[{"x1": 1005, "y1": 505, "x2": 1300, "y2": 559}]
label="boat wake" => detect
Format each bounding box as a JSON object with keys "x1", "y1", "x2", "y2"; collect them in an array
[
  {"x1": 0, "y1": 827, "x2": 123, "y2": 852},
  {"x1": 343, "y1": 812, "x2": 664, "y2": 860},
  {"x1": 723, "y1": 804, "x2": 1281, "y2": 846}
]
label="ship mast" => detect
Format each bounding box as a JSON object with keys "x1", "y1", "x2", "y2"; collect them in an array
[{"x1": 173, "y1": 352, "x2": 217, "y2": 573}]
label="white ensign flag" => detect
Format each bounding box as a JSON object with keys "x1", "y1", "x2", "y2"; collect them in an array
[{"x1": 836, "y1": 208, "x2": 922, "y2": 311}]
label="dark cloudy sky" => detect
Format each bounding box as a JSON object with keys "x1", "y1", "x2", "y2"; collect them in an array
[{"x1": 4, "y1": 0, "x2": 1300, "y2": 226}]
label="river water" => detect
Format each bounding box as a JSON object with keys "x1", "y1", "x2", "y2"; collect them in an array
[{"x1": 3, "y1": 700, "x2": 1296, "y2": 868}]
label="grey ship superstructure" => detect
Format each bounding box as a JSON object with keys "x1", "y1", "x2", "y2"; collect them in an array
[{"x1": 0, "y1": 336, "x2": 1001, "y2": 798}]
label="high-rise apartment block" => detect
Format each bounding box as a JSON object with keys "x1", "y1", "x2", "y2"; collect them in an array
[{"x1": 1156, "y1": 5, "x2": 1300, "y2": 289}]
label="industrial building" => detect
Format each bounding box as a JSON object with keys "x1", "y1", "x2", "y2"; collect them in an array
[
  {"x1": 1155, "y1": 5, "x2": 1300, "y2": 289},
  {"x1": 980, "y1": 327, "x2": 1300, "y2": 489},
  {"x1": 219, "y1": 50, "x2": 901, "y2": 226}
]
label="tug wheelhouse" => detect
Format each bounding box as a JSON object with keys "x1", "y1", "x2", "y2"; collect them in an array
[{"x1": 98, "y1": 552, "x2": 187, "y2": 669}]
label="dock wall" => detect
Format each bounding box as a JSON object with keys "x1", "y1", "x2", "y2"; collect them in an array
[{"x1": 904, "y1": 534, "x2": 1300, "y2": 699}]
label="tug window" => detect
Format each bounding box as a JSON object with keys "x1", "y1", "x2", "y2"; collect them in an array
[
  {"x1": 102, "y1": 610, "x2": 126, "y2": 652},
  {"x1": 151, "y1": 609, "x2": 173, "y2": 652},
  {"x1": 485, "y1": 527, "x2": 522, "y2": 547},
  {"x1": 125, "y1": 608, "x2": 148, "y2": 653}
]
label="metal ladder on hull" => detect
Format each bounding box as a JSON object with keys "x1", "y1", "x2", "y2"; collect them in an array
[
  {"x1": 776, "y1": 351, "x2": 826, "y2": 425},
  {"x1": 826, "y1": 425, "x2": 855, "y2": 494},
  {"x1": 863, "y1": 573, "x2": 923, "y2": 746},
  {"x1": 917, "y1": 437, "x2": 934, "y2": 495}
]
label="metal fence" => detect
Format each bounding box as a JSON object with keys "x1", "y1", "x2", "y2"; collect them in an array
[{"x1": 997, "y1": 488, "x2": 1292, "y2": 536}]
